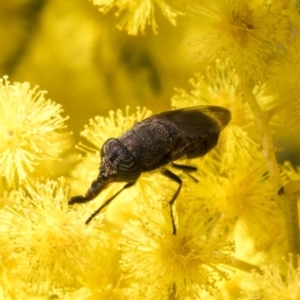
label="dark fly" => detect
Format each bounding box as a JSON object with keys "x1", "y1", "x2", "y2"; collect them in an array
[{"x1": 68, "y1": 106, "x2": 231, "y2": 234}]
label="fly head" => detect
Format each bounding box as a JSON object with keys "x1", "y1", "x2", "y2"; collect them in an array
[{"x1": 68, "y1": 138, "x2": 141, "y2": 205}]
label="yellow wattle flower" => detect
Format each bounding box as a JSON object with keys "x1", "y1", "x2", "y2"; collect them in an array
[
  {"x1": 189, "y1": 0, "x2": 294, "y2": 80},
  {"x1": 120, "y1": 200, "x2": 234, "y2": 298},
  {"x1": 0, "y1": 178, "x2": 109, "y2": 295},
  {"x1": 91, "y1": 0, "x2": 182, "y2": 35},
  {"x1": 0, "y1": 76, "x2": 70, "y2": 187},
  {"x1": 241, "y1": 256, "x2": 300, "y2": 300},
  {"x1": 0, "y1": 260, "x2": 28, "y2": 300}
]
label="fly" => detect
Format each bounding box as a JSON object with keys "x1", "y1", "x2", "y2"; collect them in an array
[{"x1": 68, "y1": 106, "x2": 231, "y2": 235}]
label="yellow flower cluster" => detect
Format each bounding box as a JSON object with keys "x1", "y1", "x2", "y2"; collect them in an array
[
  {"x1": 91, "y1": 0, "x2": 182, "y2": 34},
  {"x1": 189, "y1": 0, "x2": 293, "y2": 81},
  {"x1": 0, "y1": 77, "x2": 70, "y2": 187},
  {"x1": 241, "y1": 256, "x2": 300, "y2": 300}
]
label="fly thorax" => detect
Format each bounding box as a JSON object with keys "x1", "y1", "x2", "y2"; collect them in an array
[
  {"x1": 100, "y1": 138, "x2": 141, "y2": 183},
  {"x1": 119, "y1": 119, "x2": 179, "y2": 171}
]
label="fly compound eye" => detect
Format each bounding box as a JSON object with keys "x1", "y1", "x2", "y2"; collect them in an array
[
  {"x1": 100, "y1": 138, "x2": 115, "y2": 158},
  {"x1": 100, "y1": 145, "x2": 106, "y2": 158}
]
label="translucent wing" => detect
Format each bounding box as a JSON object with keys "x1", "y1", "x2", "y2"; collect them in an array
[{"x1": 141, "y1": 106, "x2": 231, "y2": 160}]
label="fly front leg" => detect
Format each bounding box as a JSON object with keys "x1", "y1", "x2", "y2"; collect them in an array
[
  {"x1": 85, "y1": 182, "x2": 136, "y2": 225},
  {"x1": 161, "y1": 169, "x2": 183, "y2": 235}
]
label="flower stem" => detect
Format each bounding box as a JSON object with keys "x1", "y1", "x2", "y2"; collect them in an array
[
  {"x1": 240, "y1": 81, "x2": 281, "y2": 191},
  {"x1": 240, "y1": 79, "x2": 300, "y2": 261},
  {"x1": 278, "y1": 183, "x2": 300, "y2": 267},
  {"x1": 229, "y1": 257, "x2": 262, "y2": 275}
]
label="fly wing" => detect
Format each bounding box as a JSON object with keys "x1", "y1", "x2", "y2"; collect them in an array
[
  {"x1": 142, "y1": 106, "x2": 231, "y2": 160},
  {"x1": 152, "y1": 106, "x2": 231, "y2": 135}
]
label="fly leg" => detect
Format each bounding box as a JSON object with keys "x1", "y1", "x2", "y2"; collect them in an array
[
  {"x1": 161, "y1": 169, "x2": 183, "y2": 235},
  {"x1": 69, "y1": 182, "x2": 135, "y2": 225},
  {"x1": 171, "y1": 162, "x2": 198, "y2": 183},
  {"x1": 85, "y1": 182, "x2": 135, "y2": 224}
]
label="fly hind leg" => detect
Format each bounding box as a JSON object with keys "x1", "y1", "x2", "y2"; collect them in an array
[
  {"x1": 161, "y1": 169, "x2": 183, "y2": 235},
  {"x1": 171, "y1": 162, "x2": 198, "y2": 183}
]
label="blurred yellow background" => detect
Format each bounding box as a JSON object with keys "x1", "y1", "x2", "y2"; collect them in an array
[
  {"x1": 1, "y1": 0, "x2": 300, "y2": 164},
  {"x1": 0, "y1": 0, "x2": 201, "y2": 140}
]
